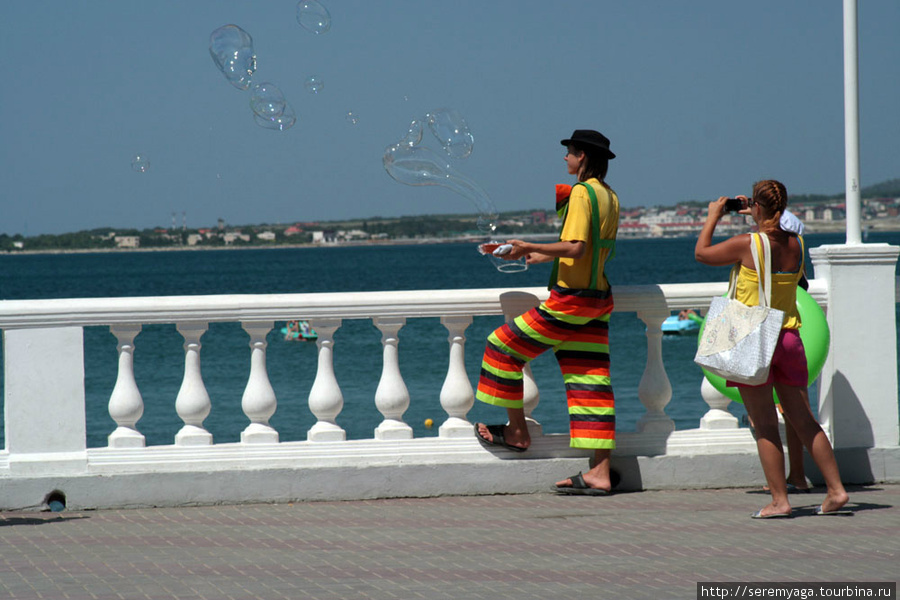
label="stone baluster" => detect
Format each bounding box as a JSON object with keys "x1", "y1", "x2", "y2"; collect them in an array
[
  {"x1": 438, "y1": 315, "x2": 475, "y2": 438},
  {"x1": 307, "y1": 318, "x2": 346, "y2": 441},
  {"x1": 174, "y1": 322, "x2": 213, "y2": 446},
  {"x1": 240, "y1": 321, "x2": 278, "y2": 444},
  {"x1": 499, "y1": 292, "x2": 542, "y2": 436},
  {"x1": 699, "y1": 377, "x2": 738, "y2": 429},
  {"x1": 373, "y1": 316, "x2": 413, "y2": 440},
  {"x1": 107, "y1": 324, "x2": 146, "y2": 448},
  {"x1": 636, "y1": 310, "x2": 675, "y2": 434}
]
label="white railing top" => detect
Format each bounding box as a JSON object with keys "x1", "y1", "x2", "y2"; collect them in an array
[{"x1": 0, "y1": 279, "x2": 831, "y2": 330}]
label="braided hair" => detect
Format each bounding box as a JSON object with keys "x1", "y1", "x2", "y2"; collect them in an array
[{"x1": 751, "y1": 179, "x2": 788, "y2": 230}]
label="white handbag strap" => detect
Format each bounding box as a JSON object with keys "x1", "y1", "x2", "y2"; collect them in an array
[
  {"x1": 749, "y1": 233, "x2": 774, "y2": 307},
  {"x1": 725, "y1": 264, "x2": 740, "y2": 300}
]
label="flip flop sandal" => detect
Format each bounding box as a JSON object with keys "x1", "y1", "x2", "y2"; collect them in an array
[
  {"x1": 786, "y1": 483, "x2": 812, "y2": 494},
  {"x1": 750, "y1": 509, "x2": 793, "y2": 519},
  {"x1": 814, "y1": 505, "x2": 853, "y2": 516},
  {"x1": 553, "y1": 472, "x2": 611, "y2": 496},
  {"x1": 474, "y1": 423, "x2": 527, "y2": 453}
]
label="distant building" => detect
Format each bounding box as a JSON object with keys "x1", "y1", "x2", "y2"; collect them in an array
[
  {"x1": 284, "y1": 226, "x2": 304, "y2": 236},
  {"x1": 115, "y1": 236, "x2": 140, "y2": 249},
  {"x1": 257, "y1": 231, "x2": 276, "y2": 241},
  {"x1": 618, "y1": 222, "x2": 651, "y2": 238},
  {"x1": 223, "y1": 232, "x2": 250, "y2": 244},
  {"x1": 340, "y1": 229, "x2": 370, "y2": 241},
  {"x1": 312, "y1": 230, "x2": 337, "y2": 244}
]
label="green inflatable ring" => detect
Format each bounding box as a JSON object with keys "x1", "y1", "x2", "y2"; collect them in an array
[{"x1": 698, "y1": 288, "x2": 830, "y2": 403}]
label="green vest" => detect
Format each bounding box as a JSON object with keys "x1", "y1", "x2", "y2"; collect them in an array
[{"x1": 549, "y1": 181, "x2": 616, "y2": 291}]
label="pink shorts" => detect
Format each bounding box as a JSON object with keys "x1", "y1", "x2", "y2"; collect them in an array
[{"x1": 727, "y1": 329, "x2": 808, "y2": 389}]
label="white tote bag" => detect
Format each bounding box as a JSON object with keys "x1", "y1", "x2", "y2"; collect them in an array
[{"x1": 694, "y1": 233, "x2": 785, "y2": 385}]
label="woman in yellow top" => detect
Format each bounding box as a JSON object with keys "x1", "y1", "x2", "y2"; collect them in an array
[
  {"x1": 695, "y1": 180, "x2": 849, "y2": 518},
  {"x1": 475, "y1": 129, "x2": 620, "y2": 495}
]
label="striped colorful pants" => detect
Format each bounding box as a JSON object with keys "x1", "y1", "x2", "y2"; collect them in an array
[{"x1": 476, "y1": 286, "x2": 615, "y2": 449}]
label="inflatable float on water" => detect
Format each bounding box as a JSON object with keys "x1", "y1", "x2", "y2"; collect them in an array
[
  {"x1": 661, "y1": 312, "x2": 703, "y2": 335},
  {"x1": 281, "y1": 320, "x2": 317, "y2": 342}
]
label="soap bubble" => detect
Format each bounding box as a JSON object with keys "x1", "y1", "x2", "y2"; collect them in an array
[
  {"x1": 250, "y1": 82, "x2": 286, "y2": 118},
  {"x1": 304, "y1": 76, "x2": 324, "y2": 94},
  {"x1": 402, "y1": 118, "x2": 423, "y2": 147},
  {"x1": 346, "y1": 111, "x2": 359, "y2": 125},
  {"x1": 383, "y1": 143, "x2": 497, "y2": 233},
  {"x1": 131, "y1": 154, "x2": 150, "y2": 173},
  {"x1": 254, "y1": 102, "x2": 296, "y2": 131},
  {"x1": 297, "y1": 1, "x2": 331, "y2": 34},
  {"x1": 209, "y1": 24, "x2": 257, "y2": 90},
  {"x1": 427, "y1": 108, "x2": 475, "y2": 159},
  {"x1": 476, "y1": 214, "x2": 497, "y2": 234}
]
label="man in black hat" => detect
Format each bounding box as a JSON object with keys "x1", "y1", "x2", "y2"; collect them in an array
[{"x1": 475, "y1": 130, "x2": 622, "y2": 496}]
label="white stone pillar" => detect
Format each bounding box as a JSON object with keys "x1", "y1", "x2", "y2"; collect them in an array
[
  {"x1": 498, "y1": 292, "x2": 542, "y2": 436},
  {"x1": 107, "y1": 324, "x2": 146, "y2": 448},
  {"x1": 810, "y1": 243, "x2": 899, "y2": 449},
  {"x1": 439, "y1": 315, "x2": 475, "y2": 438},
  {"x1": 307, "y1": 318, "x2": 346, "y2": 441},
  {"x1": 3, "y1": 327, "x2": 88, "y2": 475},
  {"x1": 636, "y1": 310, "x2": 675, "y2": 434},
  {"x1": 174, "y1": 322, "x2": 213, "y2": 446},
  {"x1": 373, "y1": 316, "x2": 413, "y2": 440},
  {"x1": 240, "y1": 321, "x2": 278, "y2": 444}
]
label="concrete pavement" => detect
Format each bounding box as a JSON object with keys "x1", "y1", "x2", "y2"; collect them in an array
[{"x1": 1, "y1": 484, "x2": 898, "y2": 600}]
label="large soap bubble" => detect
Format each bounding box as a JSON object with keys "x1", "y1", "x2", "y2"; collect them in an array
[
  {"x1": 209, "y1": 25, "x2": 257, "y2": 90},
  {"x1": 250, "y1": 82, "x2": 286, "y2": 118},
  {"x1": 426, "y1": 108, "x2": 475, "y2": 159},
  {"x1": 254, "y1": 102, "x2": 296, "y2": 132},
  {"x1": 297, "y1": 1, "x2": 331, "y2": 34},
  {"x1": 383, "y1": 142, "x2": 497, "y2": 233}
]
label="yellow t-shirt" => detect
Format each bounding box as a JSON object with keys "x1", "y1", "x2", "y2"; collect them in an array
[
  {"x1": 734, "y1": 235, "x2": 803, "y2": 330},
  {"x1": 556, "y1": 178, "x2": 619, "y2": 291}
]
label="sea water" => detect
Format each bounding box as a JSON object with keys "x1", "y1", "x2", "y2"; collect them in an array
[{"x1": 1, "y1": 232, "x2": 898, "y2": 448}]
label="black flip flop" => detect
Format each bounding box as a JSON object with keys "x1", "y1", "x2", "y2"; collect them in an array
[
  {"x1": 474, "y1": 423, "x2": 527, "y2": 453},
  {"x1": 554, "y1": 472, "x2": 611, "y2": 496}
]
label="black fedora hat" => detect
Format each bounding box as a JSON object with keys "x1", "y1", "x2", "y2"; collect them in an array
[{"x1": 560, "y1": 129, "x2": 615, "y2": 159}]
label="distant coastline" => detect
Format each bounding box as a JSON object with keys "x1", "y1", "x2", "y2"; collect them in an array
[
  {"x1": 4, "y1": 222, "x2": 899, "y2": 257},
  {"x1": 4, "y1": 177, "x2": 898, "y2": 254}
]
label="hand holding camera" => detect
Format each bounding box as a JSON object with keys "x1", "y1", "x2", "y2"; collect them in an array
[{"x1": 724, "y1": 198, "x2": 746, "y2": 212}]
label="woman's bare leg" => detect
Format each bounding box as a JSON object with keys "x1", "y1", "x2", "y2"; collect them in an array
[
  {"x1": 741, "y1": 385, "x2": 792, "y2": 517},
  {"x1": 775, "y1": 383, "x2": 848, "y2": 513}
]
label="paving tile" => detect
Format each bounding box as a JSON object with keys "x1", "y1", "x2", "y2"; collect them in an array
[{"x1": 0, "y1": 485, "x2": 897, "y2": 599}]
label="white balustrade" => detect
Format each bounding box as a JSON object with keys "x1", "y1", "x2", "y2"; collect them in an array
[
  {"x1": 240, "y1": 321, "x2": 279, "y2": 444},
  {"x1": 2, "y1": 273, "x2": 897, "y2": 508},
  {"x1": 107, "y1": 324, "x2": 146, "y2": 448},
  {"x1": 306, "y1": 318, "x2": 346, "y2": 441},
  {"x1": 439, "y1": 315, "x2": 474, "y2": 438},
  {"x1": 373, "y1": 316, "x2": 413, "y2": 440},
  {"x1": 635, "y1": 309, "x2": 675, "y2": 434},
  {"x1": 174, "y1": 322, "x2": 213, "y2": 446}
]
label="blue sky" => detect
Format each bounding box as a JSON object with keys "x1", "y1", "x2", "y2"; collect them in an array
[{"x1": 1, "y1": 1, "x2": 898, "y2": 235}]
